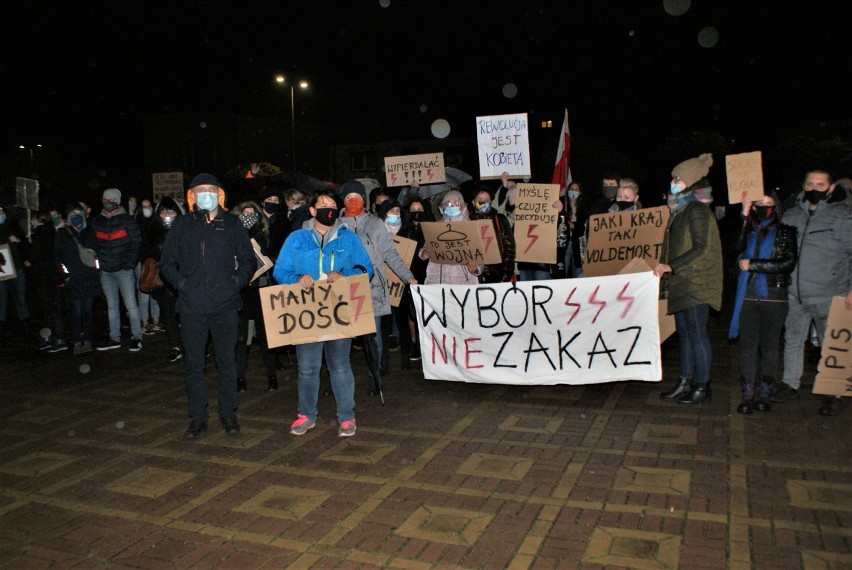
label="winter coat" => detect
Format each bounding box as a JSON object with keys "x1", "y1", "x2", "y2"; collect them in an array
[
  {"x1": 92, "y1": 209, "x2": 141, "y2": 273},
  {"x1": 273, "y1": 220, "x2": 373, "y2": 285},
  {"x1": 734, "y1": 217, "x2": 797, "y2": 298},
  {"x1": 159, "y1": 208, "x2": 257, "y2": 314},
  {"x1": 470, "y1": 209, "x2": 515, "y2": 283},
  {"x1": 781, "y1": 189, "x2": 852, "y2": 304},
  {"x1": 661, "y1": 200, "x2": 723, "y2": 313},
  {"x1": 340, "y1": 212, "x2": 414, "y2": 316},
  {"x1": 53, "y1": 226, "x2": 101, "y2": 297}
]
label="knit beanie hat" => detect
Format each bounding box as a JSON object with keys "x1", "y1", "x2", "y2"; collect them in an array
[
  {"x1": 671, "y1": 153, "x2": 714, "y2": 188},
  {"x1": 189, "y1": 173, "x2": 223, "y2": 189},
  {"x1": 340, "y1": 180, "x2": 366, "y2": 203},
  {"x1": 102, "y1": 188, "x2": 121, "y2": 203},
  {"x1": 376, "y1": 199, "x2": 400, "y2": 220}
]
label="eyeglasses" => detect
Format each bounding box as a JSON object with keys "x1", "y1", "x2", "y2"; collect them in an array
[{"x1": 442, "y1": 201, "x2": 462, "y2": 208}]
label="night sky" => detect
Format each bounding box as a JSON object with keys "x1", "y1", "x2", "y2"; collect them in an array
[{"x1": 3, "y1": 0, "x2": 850, "y2": 187}]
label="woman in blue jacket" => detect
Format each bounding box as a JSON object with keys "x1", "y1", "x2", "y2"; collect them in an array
[{"x1": 273, "y1": 191, "x2": 373, "y2": 438}]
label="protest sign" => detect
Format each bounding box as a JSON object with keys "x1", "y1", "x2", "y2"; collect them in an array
[
  {"x1": 152, "y1": 172, "x2": 185, "y2": 204},
  {"x1": 514, "y1": 182, "x2": 560, "y2": 263},
  {"x1": 0, "y1": 244, "x2": 17, "y2": 281},
  {"x1": 387, "y1": 235, "x2": 417, "y2": 308},
  {"x1": 15, "y1": 177, "x2": 39, "y2": 210},
  {"x1": 250, "y1": 238, "x2": 274, "y2": 283},
  {"x1": 476, "y1": 113, "x2": 531, "y2": 180},
  {"x1": 725, "y1": 151, "x2": 764, "y2": 204},
  {"x1": 421, "y1": 220, "x2": 502, "y2": 265},
  {"x1": 412, "y1": 272, "x2": 662, "y2": 385},
  {"x1": 584, "y1": 206, "x2": 670, "y2": 277},
  {"x1": 812, "y1": 296, "x2": 852, "y2": 398},
  {"x1": 618, "y1": 257, "x2": 675, "y2": 343},
  {"x1": 260, "y1": 274, "x2": 375, "y2": 348},
  {"x1": 384, "y1": 153, "x2": 445, "y2": 187}
]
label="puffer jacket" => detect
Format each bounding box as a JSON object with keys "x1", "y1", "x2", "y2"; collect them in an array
[
  {"x1": 781, "y1": 189, "x2": 852, "y2": 304},
  {"x1": 661, "y1": 200, "x2": 723, "y2": 313},
  {"x1": 91, "y1": 208, "x2": 141, "y2": 272},
  {"x1": 734, "y1": 218, "x2": 797, "y2": 297},
  {"x1": 273, "y1": 220, "x2": 373, "y2": 284}
]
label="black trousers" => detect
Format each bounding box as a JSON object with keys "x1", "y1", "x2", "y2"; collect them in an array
[
  {"x1": 180, "y1": 310, "x2": 239, "y2": 422},
  {"x1": 739, "y1": 299, "x2": 787, "y2": 381}
]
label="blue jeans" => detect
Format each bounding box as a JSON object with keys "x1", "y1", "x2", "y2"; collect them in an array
[
  {"x1": 100, "y1": 269, "x2": 142, "y2": 340},
  {"x1": 519, "y1": 269, "x2": 551, "y2": 282},
  {"x1": 674, "y1": 303, "x2": 712, "y2": 385},
  {"x1": 0, "y1": 269, "x2": 30, "y2": 322},
  {"x1": 135, "y1": 263, "x2": 160, "y2": 321},
  {"x1": 180, "y1": 310, "x2": 240, "y2": 421},
  {"x1": 295, "y1": 338, "x2": 355, "y2": 423}
]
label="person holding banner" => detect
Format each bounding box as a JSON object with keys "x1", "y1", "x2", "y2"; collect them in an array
[
  {"x1": 609, "y1": 178, "x2": 643, "y2": 212},
  {"x1": 274, "y1": 190, "x2": 374, "y2": 437},
  {"x1": 420, "y1": 190, "x2": 483, "y2": 285},
  {"x1": 470, "y1": 185, "x2": 516, "y2": 284},
  {"x1": 728, "y1": 191, "x2": 797, "y2": 414},
  {"x1": 654, "y1": 153, "x2": 723, "y2": 406}
]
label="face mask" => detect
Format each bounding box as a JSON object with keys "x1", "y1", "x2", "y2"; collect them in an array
[
  {"x1": 196, "y1": 191, "x2": 218, "y2": 211},
  {"x1": 410, "y1": 211, "x2": 424, "y2": 222},
  {"x1": 602, "y1": 185, "x2": 618, "y2": 200},
  {"x1": 754, "y1": 205, "x2": 775, "y2": 220},
  {"x1": 568, "y1": 190, "x2": 580, "y2": 201},
  {"x1": 142, "y1": 208, "x2": 153, "y2": 218},
  {"x1": 69, "y1": 214, "x2": 86, "y2": 231},
  {"x1": 263, "y1": 201, "x2": 280, "y2": 215},
  {"x1": 386, "y1": 214, "x2": 401, "y2": 225},
  {"x1": 616, "y1": 201, "x2": 634, "y2": 211},
  {"x1": 804, "y1": 190, "x2": 827, "y2": 205},
  {"x1": 443, "y1": 206, "x2": 462, "y2": 218},
  {"x1": 240, "y1": 211, "x2": 260, "y2": 230},
  {"x1": 475, "y1": 201, "x2": 491, "y2": 213},
  {"x1": 0, "y1": 214, "x2": 6, "y2": 225},
  {"x1": 670, "y1": 182, "x2": 684, "y2": 195},
  {"x1": 162, "y1": 215, "x2": 175, "y2": 228},
  {"x1": 314, "y1": 207, "x2": 339, "y2": 226},
  {"x1": 102, "y1": 201, "x2": 119, "y2": 212},
  {"x1": 50, "y1": 215, "x2": 62, "y2": 227}
]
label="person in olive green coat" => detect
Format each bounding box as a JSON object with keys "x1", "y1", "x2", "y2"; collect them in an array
[{"x1": 654, "y1": 153, "x2": 723, "y2": 406}]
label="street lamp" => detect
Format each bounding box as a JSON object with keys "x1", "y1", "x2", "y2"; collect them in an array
[
  {"x1": 18, "y1": 144, "x2": 43, "y2": 178},
  {"x1": 274, "y1": 75, "x2": 309, "y2": 171}
]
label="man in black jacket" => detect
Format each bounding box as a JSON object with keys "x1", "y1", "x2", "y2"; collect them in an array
[{"x1": 160, "y1": 174, "x2": 257, "y2": 439}]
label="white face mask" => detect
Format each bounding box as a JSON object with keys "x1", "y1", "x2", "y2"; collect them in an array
[
  {"x1": 196, "y1": 191, "x2": 218, "y2": 211},
  {"x1": 142, "y1": 207, "x2": 153, "y2": 218}
]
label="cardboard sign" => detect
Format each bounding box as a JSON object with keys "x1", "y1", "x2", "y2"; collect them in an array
[
  {"x1": 0, "y1": 244, "x2": 17, "y2": 281},
  {"x1": 412, "y1": 272, "x2": 662, "y2": 385},
  {"x1": 725, "y1": 151, "x2": 764, "y2": 204},
  {"x1": 514, "y1": 183, "x2": 560, "y2": 263},
  {"x1": 813, "y1": 296, "x2": 852, "y2": 398},
  {"x1": 250, "y1": 238, "x2": 274, "y2": 283},
  {"x1": 421, "y1": 220, "x2": 502, "y2": 266},
  {"x1": 476, "y1": 113, "x2": 531, "y2": 180},
  {"x1": 152, "y1": 172, "x2": 185, "y2": 204},
  {"x1": 15, "y1": 177, "x2": 39, "y2": 210},
  {"x1": 584, "y1": 206, "x2": 670, "y2": 277},
  {"x1": 618, "y1": 257, "x2": 676, "y2": 343},
  {"x1": 260, "y1": 274, "x2": 376, "y2": 348},
  {"x1": 387, "y1": 235, "x2": 417, "y2": 308},
  {"x1": 384, "y1": 153, "x2": 446, "y2": 188}
]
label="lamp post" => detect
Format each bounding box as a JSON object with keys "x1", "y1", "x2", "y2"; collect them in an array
[
  {"x1": 275, "y1": 75, "x2": 309, "y2": 171},
  {"x1": 18, "y1": 144, "x2": 42, "y2": 178}
]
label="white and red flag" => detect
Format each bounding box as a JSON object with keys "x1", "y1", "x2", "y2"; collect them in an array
[{"x1": 551, "y1": 108, "x2": 573, "y2": 193}]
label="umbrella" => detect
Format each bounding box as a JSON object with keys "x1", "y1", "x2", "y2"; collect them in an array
[
  {"x1": 270, "y1": 171, "x2": 328, "y2": 194},
  {"x1": 414, "y1": 167, "x2": 473, "y2": 199}
]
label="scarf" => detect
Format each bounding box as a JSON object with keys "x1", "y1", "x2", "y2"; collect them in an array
[
  {"x1": 667, "y1": 190, "x2": 700, "y2": 213},
  {"x1": 728, "y1": 217, "x2": 777, "y2": 338}
]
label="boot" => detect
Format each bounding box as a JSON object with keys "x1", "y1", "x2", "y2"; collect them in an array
[
  {"x1": 660, "y1": 377, "x2": 693, "y2": 401},
  {"x1": 401, "y1": 350, "x2": 411, "y2": 371},
  {"x1": 753, "y1": 376, "x2": 773, "y2": 412},
  {"x1": 267, "y1": 374, "x2": 278, "y2": 391},
  {"x1": 737, "y1": 377, "x2": 754, "y2": 414},
  {"x1": 678, "y1": 384, "x2": 712, "y2": 406}
]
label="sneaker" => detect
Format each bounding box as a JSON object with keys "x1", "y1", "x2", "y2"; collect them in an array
[
  {"x1": 128, "y1": 337, "x2": 143, "y2": 352},
  {"x1": 289, "y1": 414, "x2": 316, "y2": 436},
  {"x1": 409, "y1": 344, "x2": 422, "y2": 361},
  {"x1": 167, "y1": 347, "x2": 183, "y2": 363},
  {"x1": 819, "y1": 396, "x2": 843, "y2": 416},
  {"x1": 141, "y1": 324, "x2": 155, "y2": 336},
  {"x1": 36, "y1": 338, "x2": 53, "y2": 351},
  {"x1": 47, "y1": 339, "x2": 69, "y2": 353},
  {"x1": 96, "y1": 338, "x2": 122, "y2": 351},
  {"x1": 338, "y1": 419, "x2": 357, "y2": 437},
  {"x1": 150, "y1": 323, "x2": 165, "y2": 333},
  {"x1": 771, "y1": 384, "x2": 798, "y2": 403}
]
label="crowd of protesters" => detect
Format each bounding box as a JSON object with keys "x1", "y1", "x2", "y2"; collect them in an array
[{"x1": 0, "y1": 160, "x2": 848, "y2": 440}]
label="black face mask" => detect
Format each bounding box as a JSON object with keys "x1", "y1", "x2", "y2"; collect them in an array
[
  {"x1": 314, "y1": 207, "x2": 339, "y2": 226},
  {"x1": 102, "y1": 201, "x2": 119, "y2": 212},
  {"x1": 615, "y1": 201, "x2": 634, "y2": 211},
  {"x1": 602, "y1": 185, "x2": 618, "y2": 200},
  {"x1": 754, "y1": 205, "x2": 775, "y2": 219},
  {"x1": 804, "y1": 190, "x2": 827, "y2": 205},
  {"x1": 263, "y1": 202, "x2": 281, "y2": 215},
  {"x1": 410, "y1": 211, "x2": 424, "y2": 222}
]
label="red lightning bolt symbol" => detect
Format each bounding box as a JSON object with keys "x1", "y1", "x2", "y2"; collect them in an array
[
  {"x1": 391, "y1": 173, "x2": 397, "y2": 185},
  {"x1": 616, "y1": 282, "x2": 635, "y2": 318},
  {"x1": 588, "y1": 285, "x2": 607, "y2": 324},
  {"x1": 564, "y1": 287, "x2": 580, "y2": 324},
  {"x1": 350, "y1": 282, "x2": 366, "y2": 320},
  {"x1": 480, "y1": 224, "x2": 495, "y2": 252},
  {"x1": 524, "y1": 224, "x2": 539, "y2": 254},
  {"x1": 427, "y1": 168, "x2": 434, "y2": 181}
]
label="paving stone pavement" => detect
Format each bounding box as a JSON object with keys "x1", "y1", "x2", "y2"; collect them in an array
[{"x1": 1, "y1": 312, "x2": 849, "y2": 569}]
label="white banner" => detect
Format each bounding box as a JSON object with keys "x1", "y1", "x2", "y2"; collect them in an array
[{"x1": 412, "y1": 273, "x2": 662, "y2": 385}]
